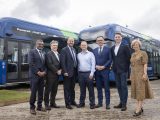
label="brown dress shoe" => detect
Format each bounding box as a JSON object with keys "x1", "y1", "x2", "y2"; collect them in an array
[{"x1": 30, "y1": 109, "x2": 36, "y2": 115}]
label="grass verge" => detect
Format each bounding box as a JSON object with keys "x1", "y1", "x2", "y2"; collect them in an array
[{"x1": 0, "y1": 90, "x2": 29, "y2": 107}]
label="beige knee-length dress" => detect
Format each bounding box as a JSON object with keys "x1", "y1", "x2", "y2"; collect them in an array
[{"x1": 130, "y1": 50, "x2": 154, "y2": 100}]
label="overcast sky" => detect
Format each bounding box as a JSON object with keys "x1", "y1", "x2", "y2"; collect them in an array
[{"x1": 0, "y1": 0, "x2": 160, "y2": 39}]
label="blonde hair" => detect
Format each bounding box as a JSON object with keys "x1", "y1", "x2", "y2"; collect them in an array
[{"x1": 131, "y1": 38, "x2": 142, "y2": 48}]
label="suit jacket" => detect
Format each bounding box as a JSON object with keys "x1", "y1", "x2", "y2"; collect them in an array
[
  {"x1": 111, "y1": 44, "x2": 131, "y2": 73},
  {"x1": 46, "y1": 51, "x2": 61, "y2": 78},
  {"x1": 93, "y1": 46, "x2": 112, "y2": 70},
  {"x1": 60, "y1": 46, "x2": 77, "y2": 77},
  {"x1": 28, "y1": 49, "x2": 46, "y2": 79}
]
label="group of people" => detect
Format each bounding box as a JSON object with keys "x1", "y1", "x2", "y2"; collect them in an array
[{"x1": 28, "y1": 32, "x2": 154, "y2": 117}]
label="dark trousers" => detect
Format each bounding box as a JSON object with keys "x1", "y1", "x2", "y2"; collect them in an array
[
  {"x1": 30, "y1": 77, "x2": 44, "y2": 109},
  {"x1": 63, "y1": 73, "x2": 76, "y2": 106},
  {"x1": 115, "y1": 72, "x2": 128, "y2": 106},
  {"x1": 44, "y1": 75, "x2": 59, "y2": 106},
  {"x1": 78, "y1": 72, "x2": 95, "y2": 106},
  {"x1": 95, "y1": 70, "x2": 110, "y2": 105}
]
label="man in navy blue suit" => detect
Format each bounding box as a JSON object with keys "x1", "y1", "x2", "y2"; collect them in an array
[
  {"x1": 111, "y1": 32, "x2": 131, "y2": 111},
  {"x1": 93, "y1": 36, "x2": 112, "y2": 109},
  {"x1": 28, "y1": 39, "x2": 47, "y2": 115},
  {"x1": 60, "y1": 37, "x2": 78, "y2": 109}
]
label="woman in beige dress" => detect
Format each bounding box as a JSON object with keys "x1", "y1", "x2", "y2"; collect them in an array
[{"x1": 130, "y1": 38, "x2": 154, "y2": 117}]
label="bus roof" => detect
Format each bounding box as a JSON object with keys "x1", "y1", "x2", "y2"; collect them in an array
[
  {"x1": 0, "y1": 17, "x2": 78, "y2": 40},
  {"x1": 79, "y1": 24, "x2": 160, "y2": 46}
]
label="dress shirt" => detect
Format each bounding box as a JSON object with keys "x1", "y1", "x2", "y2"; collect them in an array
[
  {"x1": 77, "y1": 50, "x2": 95, "y2": 76},
  {"x1": 53, "y1": 51, "x2": 59, "y2": 61},
  {"x1": 68, "y1": 46, "x2": 77, "y2": 67},
  {"x1": 98, "y1": 45, "x2": 104, "y2": 54},
  {"x1": 36, "y1": 48, "x2": 44, "y2": 61},
  {"x1": 114, "y1": 42, "x2": 121, "y2": 56}
]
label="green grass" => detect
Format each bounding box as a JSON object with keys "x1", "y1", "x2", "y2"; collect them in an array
[{"x1": 0, "y1": 90, "x2": 30, "y2": 106}]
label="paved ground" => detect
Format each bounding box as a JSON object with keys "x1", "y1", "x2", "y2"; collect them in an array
[{"x1": 0, "y1": 80, "x2": 160, "y2": 120}]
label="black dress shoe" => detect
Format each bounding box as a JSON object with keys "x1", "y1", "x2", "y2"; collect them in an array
[
  {"x1": 50, "y1": 104, "x2": 60, "y2": 108},
  {"x1": 141, "y1": 108, "x2": 144, "y2": 113},
  {"x1": 90, "y1": 105, "x2": 95, "y2": 109},
  {"x1": 114, "y1": 104, "x2": 122, "y2": 108},
  {"x1": 30, "y1": 109, "x2": 36, "y2": 115},
  {"x1": 77, "y1": 104, "x2": 85, "y2": 108},
  {"x1": 37, "y1": 107, "x2": 46, "y2": 112},
  {"x1": 133, "y1": 110, "x2": 142, "y2": 117},
  {"x1": 121, "y1": 106, "x2": 127, "y2": 111},
  {"x1": 95, "y1": 104, "x2": 103, "y2": 108},
  {"x1": 66, "y1": 105, "x2": 73, "y2": 109},
  {"x1": 106, "y1": 105, "x2": 110, "y2": 109},
  {"x1": 45, "y1": 106, "x2": 51, "y2": 110},
  {"x1": 71, "y1": 101, "x2": 78, "y2": 107}
]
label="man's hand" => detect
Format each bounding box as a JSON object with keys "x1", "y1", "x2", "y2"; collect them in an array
[
  {"x1": 57, "y1": 69, "x2": 62, "y2": 75},
  {"x1": 37, "y1": 71, "x2": 43, "y2": 77},
  {"x1": 42, "y1": 71, "x2": 46, "y2": 77},
  {"x1": 89, "y1": 75, "x2": 93, "y2": 80},
  {"x1": 96, "y1": 65, "x2": 105, "y2": 71},
  {"x1": 100, "y1": 66, "x2": 105, "y2": 70},
  {"x1": 96, "y1": 65, "x2": 101, "y2": 70},
  {"x1": 64, "y1": 73, "x2": 68, "y2": 76}
]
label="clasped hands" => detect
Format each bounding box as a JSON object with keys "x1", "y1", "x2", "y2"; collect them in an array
[
  {"x1": 96, "y1": 65, "x2": 105, "y2": 71},
  {"x1": 37, "y1": 71, "x2": 46, "y2": 77}
]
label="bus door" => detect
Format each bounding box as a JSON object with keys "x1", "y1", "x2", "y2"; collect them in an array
[
  {"x1": 19, "y1": 42, "x2": 31, "y2": 81},
  {"x1": 7, "y1": 40, "x2": 31, "y2": 83},
  {"x1": 7, "y1": 40, "x2": 19, "y2": 82},
  {"x1": 0, "y1": 38, "x2": 6, "y2": 85}
]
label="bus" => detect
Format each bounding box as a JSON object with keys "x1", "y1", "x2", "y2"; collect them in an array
[
  {"x1": 0, "y1": 17, "x2": 79, "y2": 85},
  {"x1": 79, "y1": 24, "x2": 160, "y2": 81}
]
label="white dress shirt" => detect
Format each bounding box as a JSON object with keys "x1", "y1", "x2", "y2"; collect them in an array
[
  {"x1": 77, "y1": 50, "x2": 96, "y2": 76},
  {"x1": 114, "y1": 42, "x2": 121, "y2": 56},
  {"x1": 53, "y1": 51, "x2": 59, "y2": 62}
]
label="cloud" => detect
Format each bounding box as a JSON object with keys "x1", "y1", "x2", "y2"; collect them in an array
[
  {"x1": 11, "y1": 0, "x2": 70, "y2": 19},
  {"x1": 133, "y1": 5, "x2": 160, "y2": 39},
  {"x1": 90, "y1": 11, "x2": 119, "y2": 26}
]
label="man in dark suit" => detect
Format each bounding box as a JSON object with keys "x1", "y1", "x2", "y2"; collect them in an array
[
  {"x1": 93, "y1": 36, "x2": 112, "y2": 109},
  {"x1": 111, "y1": 32, "x2": 131, "y2": 111},
  {"x1": 28, "y1": 39, "x2": 46, "y2": 115},
  {"x1": 44, "y1": 40, "x2": 61, "y2": 110},
  {"x1": 60, "y1": 37, "x2": 78, "y2": 109}
]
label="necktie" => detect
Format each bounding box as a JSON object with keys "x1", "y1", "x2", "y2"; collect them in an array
[
  {"x1": 99, "y1": 47, "x2": 102, "y2": 55},
  {"x1": 71, "y1": 47, "x2": 77, "y2": 67},
  {"x1": 55, "y1": 52, "x2": 59, "y2": 62},
  {"x1": 39, "y1": 50, "x2": 44, "y2": 63}
]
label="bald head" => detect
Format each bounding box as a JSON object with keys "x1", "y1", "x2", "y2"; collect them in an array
[{"x1": 80, "y1": 41, "x2": 88, "y2": 51}]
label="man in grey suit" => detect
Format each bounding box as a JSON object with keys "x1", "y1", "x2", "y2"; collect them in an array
[{"x1": 44, "y1": 40, "x2": 61, "y2": 110}]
